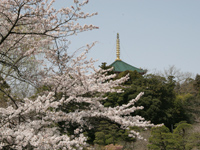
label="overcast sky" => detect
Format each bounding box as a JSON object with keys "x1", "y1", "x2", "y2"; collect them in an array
[{"x1": 54, "y1": 0, "x2": 200, "y2": 76}]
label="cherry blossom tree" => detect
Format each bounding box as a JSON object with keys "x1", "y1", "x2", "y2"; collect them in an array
[
  {"x1": 0, "y1": 0, "x2": 98, "y2": 99},
  {"x1": 0, "y1": 0, "x2": 155, "y2": 149}
]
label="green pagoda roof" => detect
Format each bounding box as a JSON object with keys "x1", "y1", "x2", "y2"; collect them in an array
[
  {"x1": 109, "y1": 33, "x2": 146, "y2": 74},
  {"x1": 110, "y1": 60, "x2": 146, "y2": 74}
]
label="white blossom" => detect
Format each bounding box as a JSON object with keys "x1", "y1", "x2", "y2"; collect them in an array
[{"x1": 0, "y1": 0, "x2": 156, "y2": 149}]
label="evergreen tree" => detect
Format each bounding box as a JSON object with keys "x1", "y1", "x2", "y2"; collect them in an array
[{"x1": 148, "y1": 121, "x2": 200, "y2": 150}]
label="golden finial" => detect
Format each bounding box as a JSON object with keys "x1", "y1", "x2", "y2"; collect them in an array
[{"x1": 116, "y1": 33, "x2": 121, "y2": 61}]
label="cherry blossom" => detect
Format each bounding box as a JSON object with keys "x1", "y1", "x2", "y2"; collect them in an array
[{"x1": 0, "y1": 0, "x2": 156, "y2": 149}]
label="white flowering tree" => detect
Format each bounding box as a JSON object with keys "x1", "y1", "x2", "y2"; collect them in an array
[{"x1": 0, "y1": 0, "x2": 155, "y2": 149}]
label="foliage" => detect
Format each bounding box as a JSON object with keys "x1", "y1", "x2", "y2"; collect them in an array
[
  {"x1": 194, "y1": 74, "x2": 200, "y2": 92},
  {"x1": 175, "y1": 74, "x2": 200, "y2": 122},
  {"x1": 94, "y1": 68, "x2": 194, "y2": 145},
  {"x1": 98, "y1": 64, "x2": 200, "y2": 148},
  {"x1": 148, "y1": 125, "x2": 180, "y2": 150},
  {"x1": 93, "y1": 120, "x2": 135, "y2": 145},
  {"x1": 185, "y1": 132, "x2": 200, "y2": 150},
  {"x1": 104, "y1": 71, "x2": 189, "y2": 129},
  {"x1": 148, "y1": 121, "x2": 200, "y2": 150}
]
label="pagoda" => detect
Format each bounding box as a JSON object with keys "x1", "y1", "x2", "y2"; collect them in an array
[{"x1": 110, "y1": 33, "x2": 146, "y2": 75}]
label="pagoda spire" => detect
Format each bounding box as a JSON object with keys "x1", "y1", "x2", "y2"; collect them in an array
[{"x1": 116, "y1": 33, "x2": 121, "y2": 61}]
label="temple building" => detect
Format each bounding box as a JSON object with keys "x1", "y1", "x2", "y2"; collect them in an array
[{"x1": 109, "y1": 33, "x2": 146, "y2": 75}]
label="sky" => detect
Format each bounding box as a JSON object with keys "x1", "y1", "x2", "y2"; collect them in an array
[{"x1": 54, "y1": 0, "x2": 200, "y2": 76}]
